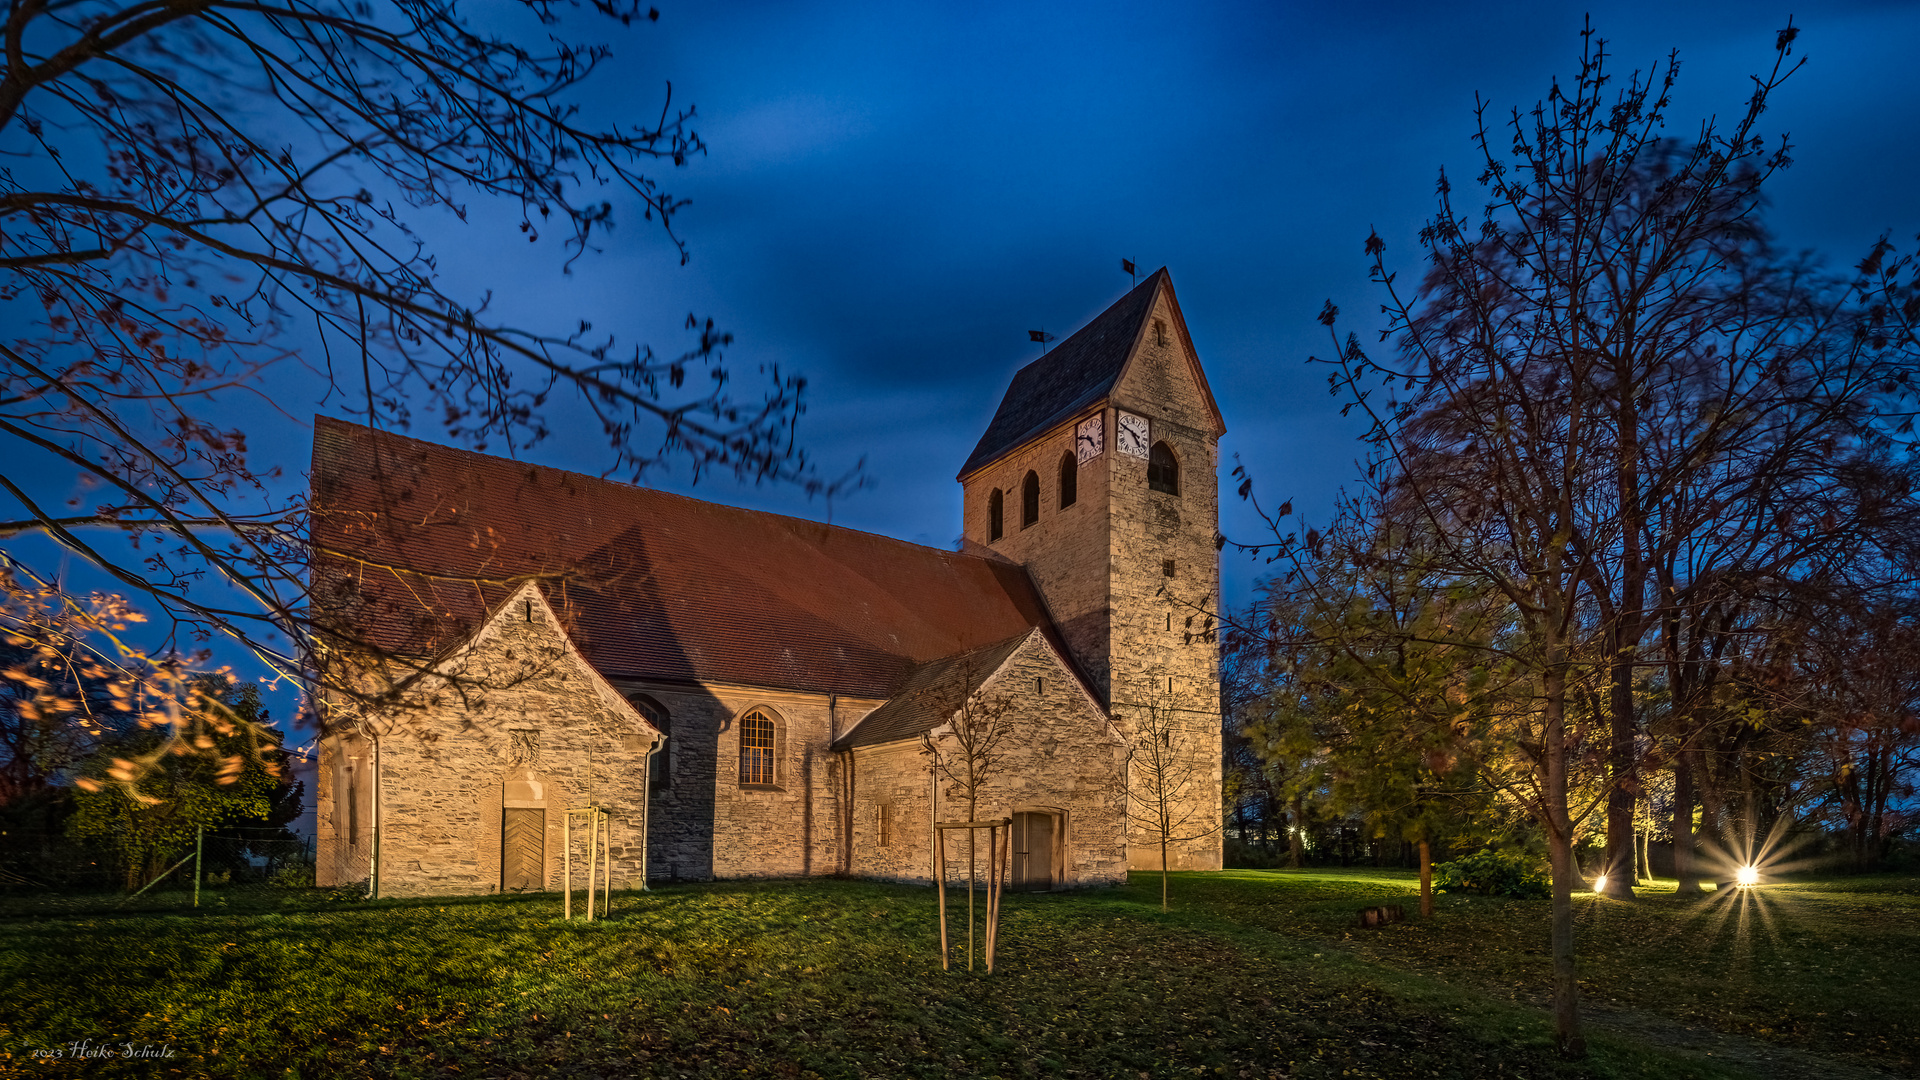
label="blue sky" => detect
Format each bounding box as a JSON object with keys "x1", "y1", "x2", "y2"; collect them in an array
[
  {"x1": 13, "y1": 0, "x2": 1916, "y2": 831},
  {"x1": 429, "y1": 0, "x2": 1919, "y2": 609},
  {"x1": 16, "y1": 0, "x2": 1920, "y2": 634}
]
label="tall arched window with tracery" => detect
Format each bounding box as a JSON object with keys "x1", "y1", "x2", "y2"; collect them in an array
[{"x1": 739, "y1": 708, "x2": 778, "y2": 786}]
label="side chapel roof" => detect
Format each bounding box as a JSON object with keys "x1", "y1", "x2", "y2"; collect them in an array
[
  {"x1": 957, "y1": 267, "x2": 1223, "y2": 479},
  {"x1": 310, "y1": 417, "x2": 1059, "y2": 700},
  {"x1": 829, "y1": 631, "x2": 1033, "y2": 750}
]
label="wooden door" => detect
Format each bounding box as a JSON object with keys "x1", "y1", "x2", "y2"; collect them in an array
[
  {"x1": 501, "y1": 808, "x2": 544, "y2": 892},
  {"x1": 1012, "y1": 812, "x2": 1054, "y2": 891}
]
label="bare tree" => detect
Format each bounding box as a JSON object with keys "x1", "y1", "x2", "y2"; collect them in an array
[
  {"x1": 0, "y1": 0, "x2": 847, "y2": 781},
  {"x1": 920, "y1": 654, "x2": 1012, "y2": 972},
  {"x1": 1306, "y1": 20, "x2": 1920, "y2": 1055},
  {"x1": 1123, "y1": 681, "x2": 1220, "y2": 911}
]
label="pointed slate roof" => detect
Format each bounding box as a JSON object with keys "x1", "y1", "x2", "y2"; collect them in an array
[
  {"x1": 958, "y1": 270, "x2": 1166, "y2": 478},
  {"x1": 309, "y1": 418, "x2": 1061, "y2": 699}
]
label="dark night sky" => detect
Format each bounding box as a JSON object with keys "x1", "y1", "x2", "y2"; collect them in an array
[
  {"x1": 10, "y1": 0, "x2": 1914, "y2": 825},
  {"x1": 386, "y1": 0, "x2": 1919, "y2": 611},
  {"x1": 11, "y1": 0, "x2": 1919, "y2": 637}
]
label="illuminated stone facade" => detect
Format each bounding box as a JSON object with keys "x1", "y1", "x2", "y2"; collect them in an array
[{"x1": 314, "y1": 268, "x2": 1222, "y2": 894}]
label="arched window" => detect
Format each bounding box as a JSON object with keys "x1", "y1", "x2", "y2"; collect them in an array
[
  {"x1": 627, "y1": 693, "x2": 670, "y2": 787},
  {"x1": 988, "y1": 488, "x2": 1004, "y2": 542},
  {"x1": 1021, "y1": 470, "x2": 1040, "y2": 528},
  {"x1": 1148, "y1": 441, "x2": 1180, "y2": 495},
  {"x1": 1058, "y1": 452, "x2": 1077, "y2": 509},
  {"x1": 739, "y1": 707, "x2": 778, "y2": 786}
]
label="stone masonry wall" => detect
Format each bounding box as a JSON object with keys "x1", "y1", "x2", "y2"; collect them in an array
[
  {"x1": 847, "y1": 633, "x2": 1127, "y2": 888},
  {"x1": 1110, "y1": 290, "x2": 1223, "y2": 871},
  {"x1": 611, "y1": 682, "x2": 871, "y2": 881},
  {"x1": 314, "y1": 732, "x2": 370, "y2": 887},
  {"x1": 961, "y1": 414, "x2": 1113, "y2": 699},
  {"x1": 316, "y1": 589, "x2": 660, "y2": 897}
]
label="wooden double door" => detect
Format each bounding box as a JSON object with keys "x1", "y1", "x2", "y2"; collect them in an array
[{"x1": 1011, "y1": 812, "x2": 1057, "y2": 891}]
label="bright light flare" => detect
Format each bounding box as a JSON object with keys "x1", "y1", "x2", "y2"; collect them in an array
[
  {"x1": 1593, "y1": 874, "x2": 1608, "y2": 892},
  {"x1": 1736, "y1": 865, "x2": 1760, "y2": 886}
]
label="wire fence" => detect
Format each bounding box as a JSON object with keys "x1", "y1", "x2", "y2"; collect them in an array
[{"x1": 0, "y1": 826, "x2": 337, "y2": 913}]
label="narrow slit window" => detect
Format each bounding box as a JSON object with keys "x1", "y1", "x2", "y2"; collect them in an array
[
  {"x1": 989, "y1": 488, "x2": 1004, "y2": 542},
  {"x1": 1163, "y1": 558, "x2": 1176, "y2": 578},
  {"x1": 1058, "y1": 452, "x2": 1077, "y2": 509},
  {"x1": 345, "y1": 758, "x2": 359, "y2": 845}
]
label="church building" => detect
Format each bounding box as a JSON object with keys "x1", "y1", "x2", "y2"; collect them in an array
[{"x1": 311, "y1": 268, "x2": 1224, "y2": 896}]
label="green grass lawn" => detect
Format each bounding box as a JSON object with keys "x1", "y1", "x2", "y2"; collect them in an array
[{"x1": 0, "y1": 870, "x2": 1911, "y2": 1079}]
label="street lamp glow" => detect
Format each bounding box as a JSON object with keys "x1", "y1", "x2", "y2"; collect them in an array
[{"x1": 1736, "y1": 865, "x2": 1760, "y2": 886}]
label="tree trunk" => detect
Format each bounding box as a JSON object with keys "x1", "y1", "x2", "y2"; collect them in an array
[
  {"x1": 1673, "y1": 747, "x2": 1700, "y2": 894},
  {"x1": 1288, "y1": 797, "x2": 1304, "y2": 868},
  {"x1": 1161, "y1": 836, "x2": 1170, "y2": 912},
  {"x1": 1418, "y1": 837, "x2": 1433, "y2": 919},
  {"x1": 1603, "y1": 633, "x2": 1638, "y2": 899},
  {"x1": 1544, "y1": 667, "x2": 1587, "y2": 1058},
  {"x1": 967, "y1": 830, "x2": 977, "y2": 970}
]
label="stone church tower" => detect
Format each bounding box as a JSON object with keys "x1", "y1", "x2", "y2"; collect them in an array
[{"x1": 957, "y1": 268, "x2": 1224, "y2": 871}]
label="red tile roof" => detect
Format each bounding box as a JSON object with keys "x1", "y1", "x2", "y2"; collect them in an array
[{"x1": 310, "y1": 418, "x2": 1058, "y2": 699}]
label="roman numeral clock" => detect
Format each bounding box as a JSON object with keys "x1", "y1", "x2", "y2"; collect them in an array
[
  {"x1": 1075, "y1": 414, "x2": 1105, "y2": 463},
  {"x1": 1116, "y1": 411, "x2": 1150, "y2": 458}
]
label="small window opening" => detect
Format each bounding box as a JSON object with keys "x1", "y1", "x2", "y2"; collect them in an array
[
  {"x1": 1148, "y1": 441, "x2": 1180, "y2": 495},
  {"x1": 345, "y1": 758, "x2": 359, "y2": 845},
  {"x1": 1163, "y1": 558, "x2": 1176, "y2": 578},
  {"x1": 1021, "y1": 470, "x2": 1040, "y2": 528},
  {"x1": 1154, "y1": 318, "x2": 1168, "y2": 346},
  {"x1": 1168, "y1": 676, "x2": 1175, "y2": 694},
  {"x1": 989, "y1": 488, "x2": 1004, "y2": 542},
  {"x1": 1058, "y1": 451, "x2": 1077, "y2": 509},
  {"x1": 1035, "y1": 677, "x2": 1045, "y2": 695},
  {"x1": 524, "y1": 600, "x2": 533, "y2": 622},
  {"x1": 877, "y1": 803, "x2": 892, "y2": 848},
  {"x1": 1166, "y1": 612, "x2": 1172, "y2": 631},
  {"x1": 629, "y1": 693, "x2": 671, "y2": 788}
]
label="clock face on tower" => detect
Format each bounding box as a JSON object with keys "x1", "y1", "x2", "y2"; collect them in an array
[
  {"x1": 1075, "y1": 414, "x2": 1105, "y2": 463},
  {"x1": 1116, "y1": 411, "x2": 1150, "y2": 458}
]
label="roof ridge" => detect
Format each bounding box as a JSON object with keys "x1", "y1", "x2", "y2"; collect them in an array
[
  {"x1": 956, "y1": 269, "x2": 1169, "y2": 478},
  {"x1": 829, "y1": 628, "x2": 1040, "y2": 750},
  {"x1": 314, "y1": 414, "x2": 1006, "y2": 570}
]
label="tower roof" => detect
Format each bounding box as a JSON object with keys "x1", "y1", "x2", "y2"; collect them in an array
[{"x1": 958, "y1": 267, "x2": 1221, "y2": 479}]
